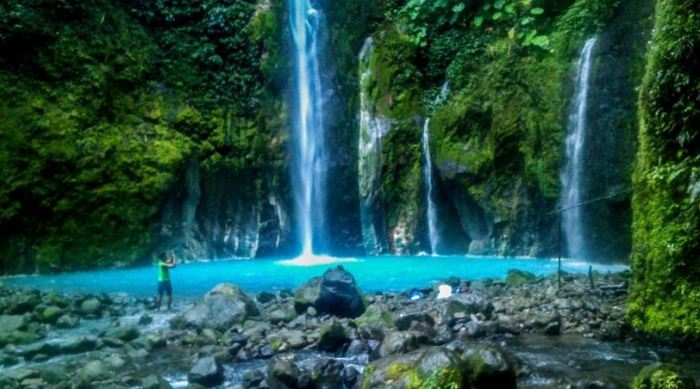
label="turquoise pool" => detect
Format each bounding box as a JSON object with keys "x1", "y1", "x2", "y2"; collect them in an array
[{"x1": 2, "y1": 255, "x2": 628, "y2": 297}]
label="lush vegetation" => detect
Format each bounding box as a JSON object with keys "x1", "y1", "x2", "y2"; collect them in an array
[
  {"x1": 628, "y1": 0, "x2": 700, "y2": 339},
  {"x1": 0, "y1": 0, "x2": 284, "y2": 272}
]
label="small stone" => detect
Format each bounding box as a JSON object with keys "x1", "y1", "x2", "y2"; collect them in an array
[{"x1": 41, "y1": 306, "x2": 64, "y2": 324}]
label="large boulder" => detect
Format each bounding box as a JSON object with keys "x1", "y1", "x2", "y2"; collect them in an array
[
  {"x1": 362, "y1": 347, "x2": 468, "y2": 388},
  {"x1": 77, "y1": 360, "x2": 113, "y2": 386},
  {"x1": 505, "y1": 269, "x2": 537, "y2": 287},
  {"x1": 443, "y1": 293, "x2": 494, "y2": 320},
  {"x1": 266, "y1": 357, "x2": 300, "y2": 389},
  {"x1": 318, "y1": 320, "x2": 349, "y2": 352},
  {"x1": 462, "y1": 346, "x2": 516, "y2": 389},
  {"x1": 312, "y1": 358, "x2": 344, "y2": 389},
  {"x1": 294, "y1": 266, "x2": 366, "y2": 318},
  {"x1": 171, "y1": 284, "x2": 259, "y2": 331},
  {"x1": 187, "y1": 357, "x2": 224, "y2": 387},
  {"x1": 0, "y1": 315, "x2": 26, "y2": 332}
]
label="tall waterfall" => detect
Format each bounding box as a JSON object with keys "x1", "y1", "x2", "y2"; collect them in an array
[
  {"x1": 422, "y1": 83, "x2": 449, "y2": 255},
  {"x1": 289, "y1": 0, "x2": 326, "y2": 257},
  {"x1": 561, "y1": 38, "x2": 597, "y2": 260},
  {"x1": 358, "y1": 37, "x2": 389, "y2": 254}
]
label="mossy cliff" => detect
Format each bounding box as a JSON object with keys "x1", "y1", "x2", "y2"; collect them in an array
[
  {"x1": 628, "y1": 0, "x2": 700, "y2": 339},
  {"x1": 0, "y1": 0, "x2": 290, "y2": 272},
  {"x1": 358, "y1": 0, "x2": 652, "y2": 257}
]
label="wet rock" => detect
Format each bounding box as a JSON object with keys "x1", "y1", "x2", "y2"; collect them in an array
[
  {"x1": 141, "y1": 374, "x2": 173, "y2": 389},
  {"x1": 395, "y1": 310, "x2": 434, "y2": 331},
  {"x1": 312, "y1": 358, "x2": 344, "y2": 389},
  {"x1": 80, "y1": 298, "x2": 102, "y2": 316},
  {"x1": 544, "y1": 321, "x2": 561, "y2": 336},
  {"x1": 77, "y1": 360, "x2": 113, "y2": 386},
  {"x1": 244, "y1": 370, "x2": 266, "y2": 388},
  {"x1": 598, "y1": 321, "x2": 625, "y2": 341},
  {"x1": 269, "y1": 308, "x2": 297, "y2": 324},
  {"x1": 362, "y1": 346, "x2": 467, "y2": 388},
  {"x1": 55, "y1": 314, "x2": 80, "y2": 329},
  {"x1": 60, "y1": 335, "x2": 99, "y2": 354},
  {"x1": 318, "y1": 320, "x2": 349, "y2": 352},
  {"x1": 0, "y1": 330, "x2": 37, "y2": 347},
  {"x1": 40, "y1": 365, "x2": 69, "y2": 385},
  {"x1": 294, "y1": 278, "x2": 322, "y2": 314},
  {"x1": 9, "y1": 291, "x2": 40, "y2": 314},
  {"x1": 257, "y1": 292, "x2": 277, "y2": 304},
  {"x1": 41, "y1": 306, "x2": 64, "y2": 324},
  {"x1": 187, "y1": 357, "x2": 224, "y2": 387},
  {"x1": 343, "y1": 365, "x2": 361, "y2": 389},
  {"x1": 379, "y1": 330, "x2": 430, "y2": 357},
  {"x1": 462, "y1": 346, "x2": 516, "y2": 389},
  {"x1": 108, "y1": 325, "x2": 140, "y2": 342},
  {"x1": 267, "y1": 329, "x2": 306, "y2": 351},
  {"x1": 138, "y1": 314, "x2": 153, "y2": 326},
  {"x1": 104, "y1": 354, "x2": 127, "y2": 369},
  {"x1": 444, "y1": 294, "x2": 495, "y2": 319},
  {"x1": 0, "y1": 315, "x2": 26, "y2": 332},
  {"x1": 355, "y1": 304, "x2": 395, "y2": 329},
  {"x1": 171, "y1": 284, "x2": 259, "y2": 331},
  {"x1": 345, "y1": 339, "x2": 370, "y2": 356},
  {"x1": 506, "y1": 269, "x2": 537, "y2": 287},
  {"x1": 266, "y1": 357, "x2": 300, "y2": 388},
  {"x1": 260, "y1": 344, "x2": 275, "y2": 358}
]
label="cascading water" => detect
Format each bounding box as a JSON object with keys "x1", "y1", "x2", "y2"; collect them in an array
[
  {"x1": 561, "y1": 37, "x2": 597, "y2": 260},
  {"x1": 289, "y1": 0, "x2": 327, "y2": 258},
  {"x1": 422, "y1": 83, "x2": 449, "y2": 255}
]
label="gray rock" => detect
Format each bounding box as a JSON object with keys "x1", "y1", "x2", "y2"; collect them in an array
[
  {"x1": 80, "y1": 298, "x2": 102, "y2": 316},
  {"x1": 395, "y1": 310, "x2": 434, "y2": 331},
  {"x1": 312, "y1": 358, "x2": 344, "y2": 389},
  {"x1": 188, "y1": 357, "x2": 224, "y2": 387},
  {"x1": 379, "y1": 331, "x2": 429, "y2": 357},
  {"x1": 55, "y1": 314, "x2": 80, "y2": 329},
  {"x1": 108, "y1": 326, "x2": 141, "y2": 342},
  {"x1": 257, "y1": 292, "x2": 277, "y2": 304},
  {"x1": 40, "y1": 365, "x2": 69, "y2": 385},
  {"x1": 266, "y1": 357, "x2": 300, "y2": 388},
  {"x1": 171, "y1": 284, "x2": 259, "y2": 331},
  {"x1": 60, "y1": 335, "x2": 99, "y2": 354},
  {"x1": 0, "y1": 315, "x2": 26, "y2": 332},
  {"x1": 544, "y1": 321, "x2": 561, "y2": 336},
  {"x1": 444, "y1": 294, "x2": 495, "y2": 319},
  {"x1": 362, "y1": 346, "x2": 466, "y2": 388},
  {"x1": 77, "y1": 360, "x2": 112, "y2": 385},
  {"x1": 41, "y1": 306, "x2": 64, "y2": 324},
  {"x1": 141, "y1": 374, "x2": 173, "y2": 389}
]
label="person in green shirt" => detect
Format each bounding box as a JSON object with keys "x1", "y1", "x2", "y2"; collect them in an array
[{"x1": 156, "y1": 251, "x2": 177, "y2": 311}]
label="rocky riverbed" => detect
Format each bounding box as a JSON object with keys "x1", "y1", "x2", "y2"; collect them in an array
[{"x1": 0, "y1": 268, "x2": 697, "y2": 388}]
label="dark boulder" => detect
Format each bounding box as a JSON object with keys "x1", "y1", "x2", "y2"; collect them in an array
[
  {"x1": 444, "y1": 293, "x2": 495, "y2": 319},
  {"x1": 312, "y1": 358, "x2": 344, "y2": 389},
  {"x1": 362, "y1": 346, "x2": 467, "y2": 388},
  {"x1": 318, "y1": 320, "x2": 349, "y2": 352},
  {"x1": 462, "y1": 345, "x2": 516, "y2": 389},
  {"x1": 294, "y1": 267, "x2": 366, "y2": 318}
]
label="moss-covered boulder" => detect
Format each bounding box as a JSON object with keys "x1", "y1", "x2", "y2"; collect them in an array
[
  {"x1": 505, "y1": 269, "x2": 537, "y2": 287},
  {"x1": 632, "y1": 364, "x2": 695, "y2": 389},
  {"x1": 361, "y1": 347, "x2": 467, "y2": 389},
  {"x1": 355, "y1": 304, "x2": 396, "y2": 329}
]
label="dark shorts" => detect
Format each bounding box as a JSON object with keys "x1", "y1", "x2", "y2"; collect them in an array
[{"x1": 158, "y1": 281, "x2": 172, "y2": 296}]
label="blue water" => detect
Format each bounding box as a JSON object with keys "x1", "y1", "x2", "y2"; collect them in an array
[{"x1": 2, "y1": 256, "x2": 628, "y2": 297}]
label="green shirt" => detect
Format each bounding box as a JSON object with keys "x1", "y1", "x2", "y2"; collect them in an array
[{"x1": 158, "y1": 261, "x2": 170, "y2": 282}]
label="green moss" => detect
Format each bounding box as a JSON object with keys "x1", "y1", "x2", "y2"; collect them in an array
[
  {"x1": 628, "y1": 0, "x2": 700, "y2": 338},
  {"x1": 423, "y1": 367, "x2": 463, "y2": 389},
  {"x1": 633, "y1": 364, "x2": 693, "y2": 389}
]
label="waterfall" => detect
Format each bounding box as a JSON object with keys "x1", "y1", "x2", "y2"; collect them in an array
[
  {"x1": 422, "y1": 83, "x2": 450, "y2": 255},
  {"x1": 561, "y1": 37, "x2": 597, "y2": 260},
  {"x1": 289, "y1": 0, "x2": 326, "y2": 257},
  {"x1": 358, "y1": 37, "x2": 389, "y2": 254}
]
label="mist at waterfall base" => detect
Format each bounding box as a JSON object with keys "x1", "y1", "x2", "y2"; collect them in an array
[{"x1": 3, "y1": 255, "x2": 627, "y2": 297}]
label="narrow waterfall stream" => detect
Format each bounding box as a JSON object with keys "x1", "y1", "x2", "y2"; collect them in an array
[
  {"x1": 561, "y1": 38, "x2": 597, "y2": 260},
  {"x1": 289, "y1": 0, "x2": 327, "y2": 257},
  {"x1": 423, "y1": 83, "x2": 449, "y2": 255}
]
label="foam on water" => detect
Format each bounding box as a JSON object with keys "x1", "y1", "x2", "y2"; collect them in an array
[{"x1": 277, "y1": 254, "x2": 360, "y2": 267}]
